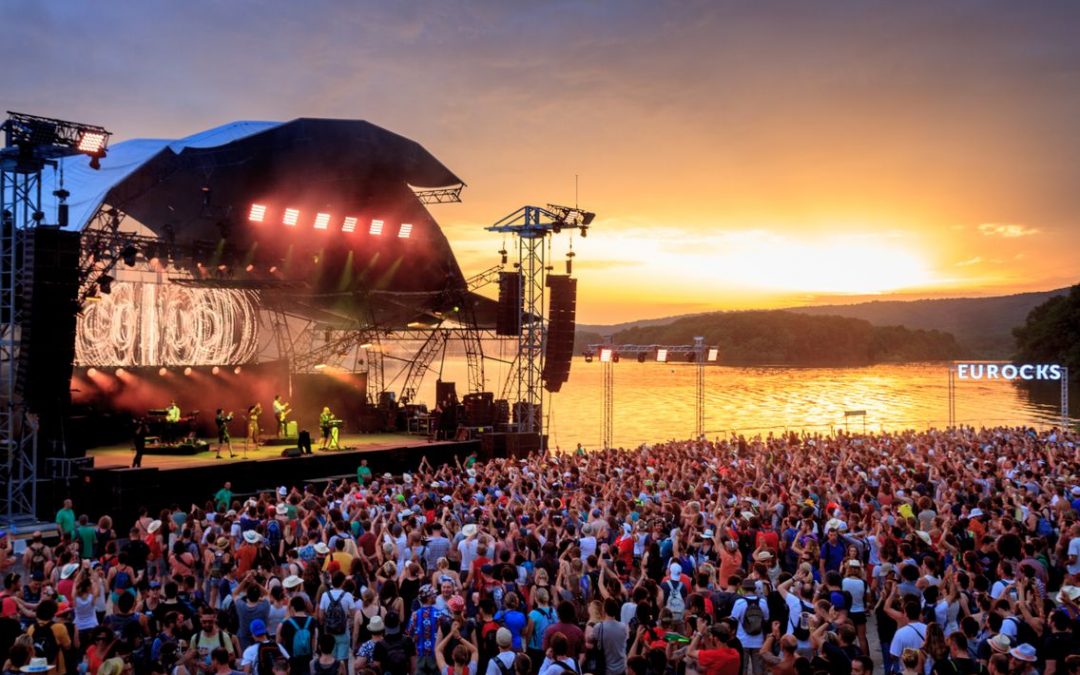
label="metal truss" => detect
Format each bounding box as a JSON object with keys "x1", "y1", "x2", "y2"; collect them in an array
[
  {"x1": 466, "y1": 264, "x2": 504, "y2": 292},
  {"x1": 0, "y1": 160, "x2": 42, "y2": 525},
  {"x1": 393, "y1": 328, "x2": 450, "y2": 404},
  {"x1": 412, "y1": 185, "x2": 464, "y2": 204}
]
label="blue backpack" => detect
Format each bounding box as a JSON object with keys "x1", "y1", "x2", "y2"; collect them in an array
[{"x1": 286, "y1": 616, "x2": 313, "y2": 658}]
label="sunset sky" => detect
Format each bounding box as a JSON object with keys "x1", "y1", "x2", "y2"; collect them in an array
[{"x1": 5, "y1": 1, "x2": 1080, "y2": 324}]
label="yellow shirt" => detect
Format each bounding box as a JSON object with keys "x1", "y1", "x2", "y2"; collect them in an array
[{"x1": 323, "y1": 550, "x2": 354, "y2": 572}]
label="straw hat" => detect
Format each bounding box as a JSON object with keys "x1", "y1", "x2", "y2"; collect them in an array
[
  {"x1": 1009, "y1": 644, "x2": 1037, "y2": 662},
  {"x1": 462, "y1": 523, "x2": 478, "y2": 538},
  {"x1": 988, "y1": 634, "x2": 1012, "y2": 654},
  {"x1": 314, "y1": 542, "x2": 331, "y2": 555},
  {"x1": 367, "y1": 615, "x2": 385, "y2": 633},
  {"x1": 283, "y1": 575, "x2": 303, "y2": 590}
]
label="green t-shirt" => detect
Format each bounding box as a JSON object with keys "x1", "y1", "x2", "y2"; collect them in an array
[
  {"x1": 56, "y1": 508, "x2": 75, "y2": 535},
  {"x1": 464, "y1": 456, "x2": 477, "y2": 468},
  {"x1": 214, "y1": 488, "x2": 233, "y2": 509},
  {"x1": 76, "y1": 525, "x2": 96, "y2": 558},
  {"x1": 357, "y1": 465, "x2": 372, "y2": 485}
]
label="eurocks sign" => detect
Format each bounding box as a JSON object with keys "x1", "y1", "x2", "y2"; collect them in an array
[{"x1": 954, "y1": 363, "x2": 1063, "y2": 381}]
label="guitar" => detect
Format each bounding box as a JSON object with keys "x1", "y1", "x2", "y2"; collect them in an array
[{"x1": 276, "y1": 403, "x2": 292, "y2": 423}]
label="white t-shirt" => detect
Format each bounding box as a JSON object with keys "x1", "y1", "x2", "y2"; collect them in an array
[
  {"x1": 539, "y1": 657, "x2": 581, "y2": 675},
  {"x1": 731, "y1": 595, "x2": 769, "y2": 648},
  {"x1": 486, "y1": 652, "x2": 516, "y2": 675},
  {"x1": 890, "y1": 622, "x2": 927, "y2": 657},
  {"x1": 1067, "y1": 537, "x2": 1080, "y2": 575},
  {"x1": 783, "y1": 594, "x2": 813, "y2": 650},
  {"x1": 240, "y1": 641, "x2": 288, "y2": 675},
  {"x1": 458, "y1": 538, "x2": 479, "y2": 571},
  {"x1": 579, "y1": 536, "x2": 597, "y2": 561},
  {"x1": 319, "y1": 589, "x2": 356, "y2": 616},
  {"x1": 841, "y1": 577, "x2": 867, "y2": 613}
]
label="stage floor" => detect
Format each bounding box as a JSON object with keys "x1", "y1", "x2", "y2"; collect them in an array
[{"x1": 86, "y1": 432, "x2": 438, "y2": 470}]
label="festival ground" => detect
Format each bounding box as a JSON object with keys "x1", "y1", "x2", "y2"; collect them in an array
[{"x1": 85, "y1": 431, "x2": 446, "y2": 470}]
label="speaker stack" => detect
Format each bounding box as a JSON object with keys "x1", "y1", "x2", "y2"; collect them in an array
[
  {"x1": 496, "y1": 272, "x2": 521, "y2": 336},
  {"x1": 542, "y1": 274, "x2": 576, "y2": 393}
]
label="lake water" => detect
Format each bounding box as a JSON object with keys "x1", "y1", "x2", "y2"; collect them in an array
[{"x1": 408, "y1": 357, "x2": 1073, "y2": 449}]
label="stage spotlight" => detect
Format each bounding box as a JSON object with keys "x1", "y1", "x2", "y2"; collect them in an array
[
  {"x1": 599, "y1": 348, "x2": 613, "y2": 363},
  {"x1": 707, "y1": 348, "x2": 719, "y2": 362},
  {"x1": 77, "y1": 131, "x2": 108, "y2": 154},
  {"x1": 579, "y1": 226, "x2": 588, "y2": 238},
  {"x1": 398, "y1": 223, "x2": 413, "y2": 239},
  {"x1": 120, "y1": 245, "x2": 138, "y2": 267},
  {"x1": 234, "y1": 366, "x2": 242, "y2": 375},
  {"x1": 581, "y1": 212, "x2": 596, "y2": 226},
  {"x1": 314, "y1": 363, "x2": 327, "y2": 370},
  {"x1": 249, "y1": 204, "x2": 266, "y2": 222},
  {"x1": 245, "y1": 264, "x2": 254, "y2": 273},
  {"x1": 212, "y1": 366, "x2": 221, "y2": 375},
  {"x1": 656, "y1": 349, "x2": 668, "y2": 363},
  {"x1": 342, "y1": 217, "x2": 358, "y2": 233},
  {"x1": 98, "y1": 274, "x2": 114, "y2": 295},
  {"x1": 87, "y1": 368, "x2": 98, "y2": 376},
  {"x1": 314, "y1": 213, "x2": 330, "y2": 230},
  {"x1": 115, "y1": 368, "x2": 126, "y2": 376},
  {"x1": 369, "y1": 219, "x2": 384, "y2": 235},
  {"x1": 158, "y1": 367, "x2": 168, "y2": 376},
  {"x1": 283, "y1": 208, "x2": 299, "y2": 226},
  {"x1": 183, "y1": 367, "x2": 192, "y2": 376},
  {"x1": 499, "y1": 248, "x2": 508, "y2": 265},
  {"x1": 268, "y1": 266, "x2": 278, "y2": 274}
]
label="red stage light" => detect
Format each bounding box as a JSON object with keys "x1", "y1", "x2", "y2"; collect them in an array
[
  {"x1": 249, "y1": 204, "x2": 267, "y2": 222},
  {"x1": 87, "y1": 367, "x2": 98, "y2": 376},
  {"x1": 212, "y1": 366, "x2": 221, "y2": 375},
  {"x1": 314, "y1": 213, "x2": 330, "y2": 230},
  {"x1": 183, "y1": 367, "x2": 193, "y2": 376},
  {"x1": 245, "y1": 264, "x2": 254, "y2": 272},
  {"x1": 369, "y1": 219, "x2": 384, "y2": 235},
  {"x1": 283, "y1": 208, "x2": 299, "y2": 226},
  {"x1": 269, "y1": 266, "x2": 278, "y2": 274},
  {"x1": 234, "y1": 366, "x2": 242, "y2": 375},
  {"x1": 115, "y1": 367, "x2": 126, "y2": 376},
  {"x1": 398, "y1": 223, "x2": 413, "y2": 239},
  {"x1": 158, "y1": 367, "x2": 168, "y2": 376},
  {"x1": 342, "y1": 217, "x2": 358, "y2": 233}
]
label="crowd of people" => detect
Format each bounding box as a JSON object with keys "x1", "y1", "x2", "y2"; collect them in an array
[{"x1": 2, "y1": 425, "x2": 1080, "y2": 675}]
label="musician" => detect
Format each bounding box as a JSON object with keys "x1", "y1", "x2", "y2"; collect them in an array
[
  {"x1": 131, "y1": 419, "x2": 148, "y2": 468},
  {"x1": 165, "y1": 400, "x2": 181, "y2": 424},
  {"x1": 319, "y1": 406, "x2": 338, "y2": 450},
  {"x1": 215, "y1": 408, "x2": 235, "y2": 459},
  {"x1": 272, "y1": 394, "x2": 290, "y2": 437},
  {"x1": 245, "y1": 403, "x2": 262, "y2": 452}
]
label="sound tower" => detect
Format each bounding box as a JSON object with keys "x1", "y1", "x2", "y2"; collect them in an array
[
  {"x1": 16, "y1": 227, "x2": 81, "y2": 451},
  {"x1": 542, "y1": 274, "x2": 576, "y2": 393},
  {"x1": 496, "y1": 272, "x2": 521, "y2": 336}
]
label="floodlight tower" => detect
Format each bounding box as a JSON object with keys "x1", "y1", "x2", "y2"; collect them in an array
[
  {"x1": 486, "y1": 204, "x2": 594, "y2": 436},
  {"x1": 0, "y1": 111, "x2": 110, "y2": 525}
]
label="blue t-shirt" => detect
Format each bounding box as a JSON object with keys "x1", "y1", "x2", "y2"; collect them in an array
[
  {"x1": 496, "y1": 609, "x2": 528, "y2": 650},
  {"x1": 820, "y1": 541, "x2": 846, "y2": 572}
]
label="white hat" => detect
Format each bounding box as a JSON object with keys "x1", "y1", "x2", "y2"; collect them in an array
[
  {"x1": 402, "y1": 473, "x2": 413, "y2": 483},
  {"x1": 20, "y1": 658, "x2": 54, "y2": 673},
  {"x1": 915, "y1": 531, "x2": 933, "y2": 546},
  {"x1": 367, "y1": 615, "x2": 385, "y2": 633},
  {"x1": 430, "y1": 482, "x2": 440, "y2": 489},
  {"x1": 283, "y1": 575, "x2": 304, "y2": 589},
  {"x1": 441, "y1": 495, "x2": 452, "y2": 503},
  {"x1": 60, "y1": 563, "x2": 79, "y2": 580},
  {"x1": 382, "y1": 472, "x2": 393, "y2": 481},
  {"x1": 825, "y1": 518, "x2": 847, "y2": 533},
  {"x1": 847, "y1": 559, "x2": 862, "y2": 568},
  {"x1": 755, "y1": 550, "x2": 774, "y2": 562},
  {"x1": 462, "y1": 524, "x2": 478, "y2": 538},
  {"x1": 701, "y1": 529, "x2": 715, "y2": 539},
  {"x1": 275, "y1": 503, "x2": 288, "y2": 515},
  {"x1": 669, "y1": 562, "x2": 682, "y2": 577},
  {"x1": 277, "y1": 486, "x2": 288, "y2": 497},
  {"x1": 314, "y1": 542, "x2": 331, "y2": 554},
  {"x1": 242, "y1": 530, "x2": 263, "y2": 545},
  {"x1": 968, "y1": 508, "x2": 984, "y2": 518},
  {"x1": 147, "y1": 520, "x2": 162, "y2": 534},
  {"x1": 1057, "y1": 585, "x2": 1080, "y2": 604}
]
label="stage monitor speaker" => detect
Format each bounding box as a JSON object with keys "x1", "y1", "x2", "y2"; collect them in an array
[
  {"x1": 463, "y1": 392, "x2": 495, "y2": 427},
  {"x1": 542, "y1": 275, "x2": 577, "y2": 393},
  {"x1": 281, "y1": 447, "x2": 302, "y2": 458},
  {"x1": 493, "y1": 399, "x2": 510, "y2": 426},
  {"x1": 512, "y1": 401, "x2": 542, "y2": 430},
  {"x1": 435, "y1": 380, "x2": 457, "y2": 407},
  {"x1": 285, "y1": 421, "x2": 298, "y2": 437},
  {"x1": 496, "y1": 272, "x2": 521, "y2": 336}
]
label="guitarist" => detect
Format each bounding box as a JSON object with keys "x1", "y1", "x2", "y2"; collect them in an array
[{"x1": 272, "y1": 394, "x2": 292, "y2": 437}]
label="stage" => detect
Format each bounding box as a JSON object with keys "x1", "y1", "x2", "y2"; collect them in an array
[
  {"x1": 86, "y1": 432, "x2": 444, "y2": 470},
  {"x1": 64, "y1": 433, "x2": 484, "y2": 526}
]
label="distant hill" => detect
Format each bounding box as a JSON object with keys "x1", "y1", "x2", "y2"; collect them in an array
[
  {"x1": 575, "y1": 287, "x2": 1071, "y2": 358},
  {"x1": 588, "y1": 311, "x2": 960, "y2": 365}
]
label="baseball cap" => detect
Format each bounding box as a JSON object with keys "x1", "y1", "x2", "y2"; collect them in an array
[
  {"x1": 250, "y1": 619, "x2": 267, "y2": 637},
  {"x1": 496, "y1": 627, "x2": 513, "y2": 647}
]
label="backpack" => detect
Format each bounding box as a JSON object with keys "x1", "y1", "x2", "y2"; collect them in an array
[
  {"x1": 113, "y1": 568, "x2": 132, "y2": 591},
  {"x1": 192, "y1": 630, "x2": 228, "y2": 665},
  {"x1": 741, "y1": 596, "x2": 765, "y2": 636},
  {"x1": 382, "y1": 637, "x2": 411, "y2": 675},
  {"x1": 1035, "y1": 516, "x2": 1055, "y2": 538},
  {"x1": 491, "y1": 654, "x2": 514, "y2": 675},
  {"x1": 256, "y1": 641, "x2": 281, "y2": 675},
  {"x1": 664, "y1": 580, "x2": 686, "y2": 620},
  {"x1": 792, "y1": 600, "x2": 812, "y2": 641},
  {"x1": 218, "y1": 596, "x2": 239, "y2": 635},
  {"x1": 31, "y1": 622, "x2": 59, "y2": 662},
  {"x1": 286, "y1": 616, "x2": 313, "y2": 658},
  {"x1": 1005, "y1": 617, "x2": 1040, "y2": 653},
  {"x1": 210, "y1": 551, "x2": 226, "y2": 578},
  {"x1": 324, "y1": 590, "x2": 348, "y2": 635},
  {"x1": 29, "y1": 545, "x2": 48, "y2": 575}
]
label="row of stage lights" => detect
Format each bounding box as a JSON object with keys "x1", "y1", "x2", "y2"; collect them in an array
[
  {"x1": 87, "y1": 366, "x2": 244, "y2": 377},
  {"x1": 589, "y1": 347, "x2": 720, "y2": 363},
  {"x1": 249, "y1": 204, "x2": 413, "y2": 238}
]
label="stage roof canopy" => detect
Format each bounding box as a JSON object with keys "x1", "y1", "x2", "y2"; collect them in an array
[{"x1": 54, "y1": 118, "x2": 495, "y2": 329}]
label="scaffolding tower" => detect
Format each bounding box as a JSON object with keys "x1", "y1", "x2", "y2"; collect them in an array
[{"x1": 486, "y1": 205, "x2": 593, "y2": 435}]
